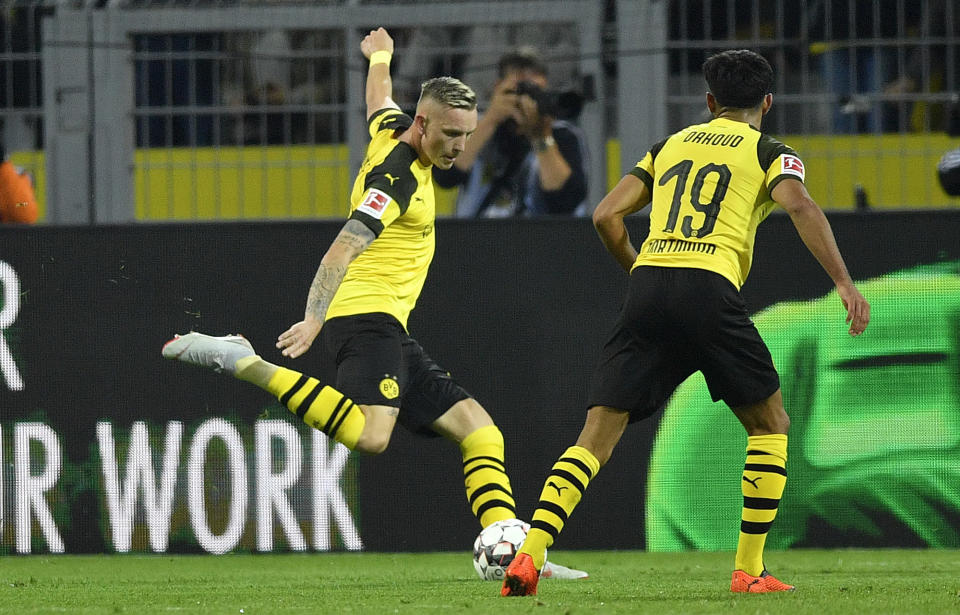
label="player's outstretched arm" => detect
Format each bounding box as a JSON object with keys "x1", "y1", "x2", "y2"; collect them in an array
[
  {"x1": 277, "y1": 219, "x2": 376, "y2": 358},
  {"x1": 361, "y1": 27, "x2": 400, "y2": 120},
  {"x1": 771, "y1": 178, "x2": 870, "y2": 336},
  {"x1": 592, "y1": 174, "x2": 651, "y2": 272}
]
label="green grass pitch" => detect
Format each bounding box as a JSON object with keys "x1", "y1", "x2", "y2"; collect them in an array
[{"x1": 1, "y1": 549, "x2": 958, "y2": 614}]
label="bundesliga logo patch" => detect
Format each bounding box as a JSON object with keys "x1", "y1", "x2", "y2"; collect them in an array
[
  {"x1": 357, "y1": 188, "x2": 392, "y2": 219},
  {"x1": 780, "y1": 154, "x2": 805, "y2": 180}
]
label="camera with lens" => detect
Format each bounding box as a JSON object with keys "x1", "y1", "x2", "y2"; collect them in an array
[{"x1": 514, "y1": 80, "x2": 585, "y2": 121}]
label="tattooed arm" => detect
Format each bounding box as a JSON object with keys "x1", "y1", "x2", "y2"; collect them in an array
[{"x1": 276, "y1": 219, "x2": 376, "y2": 358}]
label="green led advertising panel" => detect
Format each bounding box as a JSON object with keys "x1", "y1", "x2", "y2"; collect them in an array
[{"x1": 647, "y1": 261, "x2": 960, "y2": 549}]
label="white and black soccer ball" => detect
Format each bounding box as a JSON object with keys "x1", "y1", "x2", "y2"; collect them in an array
[{"x1": 472, "y1": 518, "x2": 543, "y2": 581}]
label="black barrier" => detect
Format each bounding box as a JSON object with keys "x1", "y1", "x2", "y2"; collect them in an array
[{"x1": 1, "y1": 212, "x2": 958, "y2": 553}]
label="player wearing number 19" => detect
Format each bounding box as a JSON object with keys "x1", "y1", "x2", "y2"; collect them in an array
[{"x1": 502, "y1": 49, "x2": 871, "y2": 597}]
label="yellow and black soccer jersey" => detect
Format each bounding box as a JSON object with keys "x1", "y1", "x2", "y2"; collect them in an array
[
  {"x1": 630, "y1": 117, "x2": 805, "y2": 289},
  {"x1": 324, "y1": 107, "x2": 436, "y2": 329}
]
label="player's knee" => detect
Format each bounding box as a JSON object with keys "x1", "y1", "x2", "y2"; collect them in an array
[
  {"x1": 575, "y1": 435, "x2": 615, "y2": 467},
  {"x1": 576, "y1": 405, "x2": 629, "y2": 466},
  {"x1": 745, "y1": 408, "x2": 789, "y2": 436},
  {"x1": 734, "y1": 390, "x2": 791, "y2": 435},
  {"x1": 355, "y1": 430, "x2": 392, "y2": 455},
  {"x1": 761, "y1": 400, "x2": 790, "y2": 434},
  {"x1": 454, "y1": 397, "x2": 493, "y2": 424},
  {"x1": 776, "y1": 410, "x2": 790, "y2": 433},
  {"x1": 434, "y1": 398, "x2": 495, "y2": 442},
  {"x1": 590, "y1": 445, "x2": 614, "y2": 467}
]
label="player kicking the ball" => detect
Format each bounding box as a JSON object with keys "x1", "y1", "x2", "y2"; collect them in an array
[
  {"x1": 163, "y1": 27, "x2": 584, "y2": 581},
  {"x1": 500, "y1": 49, "x2": 870, "y2": 597}
]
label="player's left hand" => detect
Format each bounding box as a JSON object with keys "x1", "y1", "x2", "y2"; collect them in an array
[
  {"x1": 837, "y1": 281, "x2": 870, "y2": 336},
  {"x1": 360, "y1": 27, "x2": 394, "y2": 59},
  {"x1": 277, "y1": 318, "x2": 322, "y2": 358}
]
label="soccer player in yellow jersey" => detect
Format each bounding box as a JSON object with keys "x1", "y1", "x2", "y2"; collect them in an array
[
  {"x1": 502, "y1": 49, "x2": 871, "y2": 596},
  {"x1": 162, "y1": 27, "x2": 584, "y2": 579}
]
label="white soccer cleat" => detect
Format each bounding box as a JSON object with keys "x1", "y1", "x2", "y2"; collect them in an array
[
  {"x1": 161, "y1": 332, "x2": 255, "y2": 376},
  {"x1": 541, "y1": 560, "x2": 589, "y2": 580}
]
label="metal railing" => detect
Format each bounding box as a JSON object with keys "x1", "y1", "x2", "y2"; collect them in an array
[
  {"x1": 616, "y1": 0, "x2": 960, "y2": 210},
  {"x1": 3, "y1": 0, "x2": 958, "y2": 223},
  {"x1": 39, "y1": 1, "x2": 604, "y2": 222}
]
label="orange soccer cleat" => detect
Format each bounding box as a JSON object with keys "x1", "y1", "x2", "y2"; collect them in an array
[
  {"x1": 730, "y1": 569, "x2": 795, "y2": 593},
  {"x1": 501, "y1": 553, "x2": 540, "y2": 597}
]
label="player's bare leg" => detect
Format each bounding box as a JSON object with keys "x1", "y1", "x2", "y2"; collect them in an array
[{"x1": 352, "y1": 405, "x2": 396, "y2": 454}]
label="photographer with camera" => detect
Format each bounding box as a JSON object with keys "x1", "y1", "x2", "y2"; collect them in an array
[{"x1": 433, "y1": 48, "x2": 589, "y2": 217}]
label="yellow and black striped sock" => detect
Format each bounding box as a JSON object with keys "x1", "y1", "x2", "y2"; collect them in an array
[
  {"x1": 735, "y1": 434, "x2": 788, "y2": 577},
  {"x1": 266, "y1": 366, "x2": 365, "y2": 450},
  {"x1": 521, "y1": 445, "x2": 600, "y2": 570},
  {"x1": 460, "y1": 425, "x2": 517, "y2": 527}
]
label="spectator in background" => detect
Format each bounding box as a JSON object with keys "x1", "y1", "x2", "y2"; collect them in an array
[
  {"x1": 807, "y1": 0, "x2": 907, "y2": 133},
  {"x1": 0, "y1": 144, "x2": 38, "y2": 224},
  {"x1": 433, "y1": 48, "x2": 589, "y2": 217},
  {"x1": 241, "y1": 29, "x2": 292, "y2": 145},
  {"x1": 135, "y1": 33, "x2": 217, "y2": 147},
  {"x1": 882, "y1": 0, "x2": 959, "y2": 132}
]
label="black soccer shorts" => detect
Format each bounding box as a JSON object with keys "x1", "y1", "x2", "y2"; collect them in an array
[
  {"x1": 316, "y1": 312, "x2": 472, "y2": 436},
  {"x1": 587, "y1": 266, "x2": 781, "y2": 420}
]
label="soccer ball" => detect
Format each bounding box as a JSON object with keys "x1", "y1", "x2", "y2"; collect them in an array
[{"x1": 472, "y1": 518, "x2": 543, "y2": 581}]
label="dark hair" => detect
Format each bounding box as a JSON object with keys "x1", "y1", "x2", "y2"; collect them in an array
[
  {"x1": 702, "y1": 49, "x2": 773, "y2": 110},
  {"x1": 498, "y1": 46, "x2": 548, "y2": 79}
]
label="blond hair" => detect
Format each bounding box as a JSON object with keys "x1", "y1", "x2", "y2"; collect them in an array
[{"x1": 418, "y1": 77, "x2": 477, "y2": 111}]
